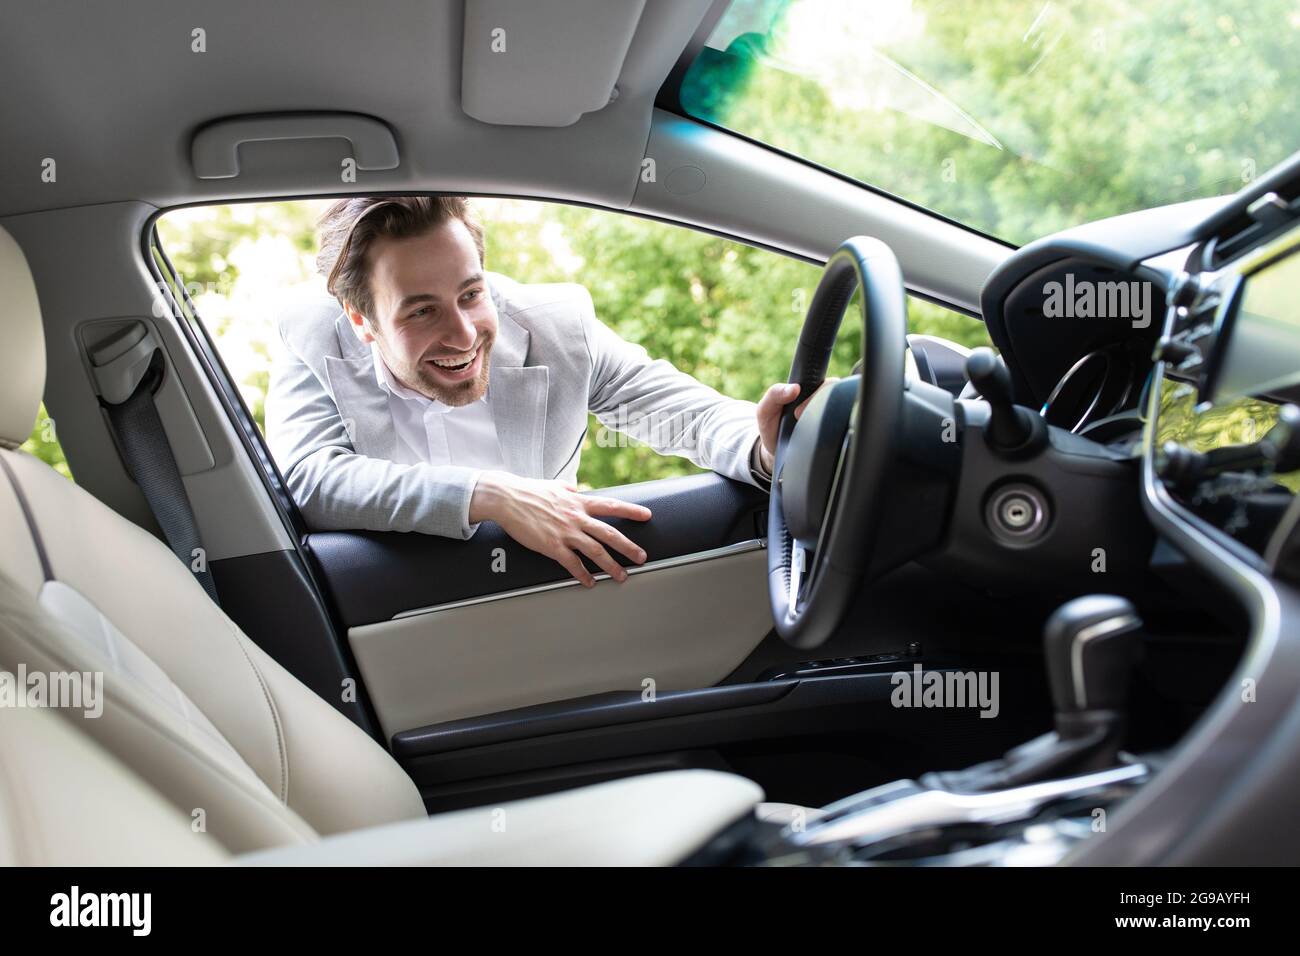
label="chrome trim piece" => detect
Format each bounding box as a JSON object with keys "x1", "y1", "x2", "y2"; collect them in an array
[
  {"x1": 1070, "y1": 614, "x2": 1140, "y2": 709},
  {"x1": 389, "y1": 538, "x2": 766, "y2": 621},
  {"x1": 788, "y1": 544, "x2": 805, "y2": 613},
  {"x1": 988, "y1": 485, "x2": 1046, "y2": 540},
  {"x1": 922, "y1": 819, "x2": 1091, "y2": 867},
  {"x1": 791, "y1": 763, "x2": 1147, "y2": 849},
  {"x1": 1039, "y1": 348, "x2": 1114, "y2": 432}
]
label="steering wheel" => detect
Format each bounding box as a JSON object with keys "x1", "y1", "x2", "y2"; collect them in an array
[{"x1": 767, "y1": 236, "x2": 908, "y2": 649}]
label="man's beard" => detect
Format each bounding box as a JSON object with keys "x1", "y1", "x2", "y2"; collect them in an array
[{"x1": 401, "y1": 332, "x2": 494, "y2": 407}]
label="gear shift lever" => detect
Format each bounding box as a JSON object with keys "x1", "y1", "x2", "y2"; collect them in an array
[
  {"x1": 1045, "y1": 594, "x2": 1143, "y2": 737},
  {"x1": 920, "y1": 595, "x2": 1144, "y2": 793}
]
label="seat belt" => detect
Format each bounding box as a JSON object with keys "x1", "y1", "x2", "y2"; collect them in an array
[{"x1": 90, "y1": 323, "x2": 220, "y2": 605}]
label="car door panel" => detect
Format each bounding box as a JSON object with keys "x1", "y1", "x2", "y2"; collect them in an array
[
  {"x1": 305, "y1": 472, "x2": 773, "y2": 735},
  {"x1": 351, "y1": 542, "x2": 768, "y2": 736}
]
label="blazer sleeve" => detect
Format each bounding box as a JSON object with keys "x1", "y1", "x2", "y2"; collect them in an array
[
  {"x1": 580, "y1": 291, "x2": 765, "y2": 488},
  {"x1": 264, "y1": 326, "x2": 483, "y2": 539}
]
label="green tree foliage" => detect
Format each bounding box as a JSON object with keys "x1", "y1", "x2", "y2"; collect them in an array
[
  {"x1": 20, "y1": 403, "x2": 71, "y2": 480},
  {"x1": 157, "y1": 202, "x2": 325, "y2": 433},
  {"x1": 1157, "y1": 381, "x2": 1300, "y2": 493},
  {"x1": 683, "y1": 0, "x2": 1299, "y2": 245}
]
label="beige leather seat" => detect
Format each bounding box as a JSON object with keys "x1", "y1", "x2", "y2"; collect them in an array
[{"x1": 0, "y1": 224, "x2": 763, "y2": 866}]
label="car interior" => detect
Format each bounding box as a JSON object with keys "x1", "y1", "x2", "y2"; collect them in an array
[{"x1": 2, "y1": 0, "x2": 1299, "y2": 868}]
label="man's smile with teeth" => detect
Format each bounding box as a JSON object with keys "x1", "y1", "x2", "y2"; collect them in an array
[{"x1": 430, "y1": 346, "x2": 478, "y2": 370}]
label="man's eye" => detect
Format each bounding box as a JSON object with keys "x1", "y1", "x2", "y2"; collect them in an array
[
  {"x1": 410, "y1": 306, "x2": 433, "y2": 319},
  {"x1": 461, "y1": 289, "x2": 481, "y2": 303}
]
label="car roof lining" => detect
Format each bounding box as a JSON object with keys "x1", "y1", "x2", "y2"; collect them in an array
[{"x1": 0, "y1": 0, "x2": 706, "y2": 216}]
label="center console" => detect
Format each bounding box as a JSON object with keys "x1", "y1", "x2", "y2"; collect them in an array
[{"x1": 747, "y1": 594, "x2": 1152, "y2": 866}]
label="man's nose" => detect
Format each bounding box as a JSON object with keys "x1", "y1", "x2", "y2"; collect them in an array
[{"x1": 441, "y1": 311, "x2": 478, "y2": 351}]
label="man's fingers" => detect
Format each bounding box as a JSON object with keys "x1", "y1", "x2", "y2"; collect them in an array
[
  {"x1": 585, "y1": 517, "x2": 647, "y2": 565},
  {"x1": 571, "y1": 534, "x2": 628, "y2": 582},
  {"x1": 793, "y1": 377, "x2": 839, "y2": 419},
  {"x1": 553, "y1": 548, "x2": 596, "y2": 588},
  {"x1": 759, "y1": 382, "x2": 800, "y2": 414},
  {"x1": 583, "y1": 496, "x2": 652, "y2": 522}
]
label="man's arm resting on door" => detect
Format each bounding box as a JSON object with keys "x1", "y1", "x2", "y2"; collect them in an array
[{"x1": 284, "y1": 445, "x2": 485, "y2": 539}]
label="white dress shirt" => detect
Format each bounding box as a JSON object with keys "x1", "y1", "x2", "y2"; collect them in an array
[{"x1": 372, "y1": 343, "x2": 505, "y2": 535}]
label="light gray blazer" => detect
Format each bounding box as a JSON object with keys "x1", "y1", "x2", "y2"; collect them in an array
[{"x1": 265, "y1": 271, "x2": 765, "y2": 539}]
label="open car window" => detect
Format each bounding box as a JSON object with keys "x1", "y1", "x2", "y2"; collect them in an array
[
  {"x1": 679, "y1": 0, "x2": 1300, "y2": 245},
  {"x1": 155, "y1": 198, "x2": 988, "y2": 489}
]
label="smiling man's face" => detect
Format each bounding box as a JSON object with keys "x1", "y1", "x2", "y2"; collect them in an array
[{"x1": 346, "y1": 218, "x2": 498, "y2": 406}]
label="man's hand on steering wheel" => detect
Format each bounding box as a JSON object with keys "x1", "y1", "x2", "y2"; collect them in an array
[{"x1": 756, "y1": 379, "x2": 841, "y2": 475}]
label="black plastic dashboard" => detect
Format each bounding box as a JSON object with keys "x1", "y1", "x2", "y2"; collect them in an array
[
  {"x1": 980, "y1": 152, "x2": 1300, "y2": 442},
  {"x1": 980, "y1": 199, "x2": 1218, "y2": 414}
]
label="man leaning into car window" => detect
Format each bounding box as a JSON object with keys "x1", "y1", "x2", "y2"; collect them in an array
[{"x1": 266, "y1": 196, "x2": 818, "y2": 587}]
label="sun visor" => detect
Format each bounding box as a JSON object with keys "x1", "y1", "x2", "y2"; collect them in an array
[{"x1": 461, "y1": 0, "x2": 647, "y2": 127}]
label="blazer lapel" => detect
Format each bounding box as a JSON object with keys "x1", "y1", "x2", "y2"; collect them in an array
[
  {"x1": 489, "y1": 310, "x2": 548, "y2": 479},
  {"x1": 323, "y1": 314, "x2": 402, "y2": 462}
]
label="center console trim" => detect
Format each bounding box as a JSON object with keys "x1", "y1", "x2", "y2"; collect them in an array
[
  {"x1": 1065, "y1": 281, "x2": 1300, "y2": 864},
  {"x1": 791, "y1": 762, "x2": 1147, "y2": 850}
]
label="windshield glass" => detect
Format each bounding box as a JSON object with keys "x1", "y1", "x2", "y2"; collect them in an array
[{"x1": 679, "y1": 0, "x2": 1300, "y2": 245}]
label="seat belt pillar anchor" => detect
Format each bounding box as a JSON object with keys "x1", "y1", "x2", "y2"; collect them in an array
[{"x1": 89, "y1": 321, "x2": 160, "y2": 405}]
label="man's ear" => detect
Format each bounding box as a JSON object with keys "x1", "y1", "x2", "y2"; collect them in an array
[{"x1": 344, "y1": 302, "x2": 377, "y2": 344}]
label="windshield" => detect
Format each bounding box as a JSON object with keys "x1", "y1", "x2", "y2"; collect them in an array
[{"x1": 679, "y1": 0, "x2": 1300, "y2": 246}]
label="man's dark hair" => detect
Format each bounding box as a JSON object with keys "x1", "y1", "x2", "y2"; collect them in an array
[{"x1": 316, "y1": 196, "x2": 486, "y2": 318}]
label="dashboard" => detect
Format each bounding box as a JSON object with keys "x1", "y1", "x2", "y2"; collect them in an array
[
  {"x1": 975, "y1": 151, "x2": 1300, "y2": 864},
  {"x1": 982, "y1": 152, "x2": 1300, "y2": 569}
]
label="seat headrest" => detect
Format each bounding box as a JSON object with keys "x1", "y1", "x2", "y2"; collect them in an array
[{"x1": 0, "y1": 225, "x2": 45, "y2": 448}]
